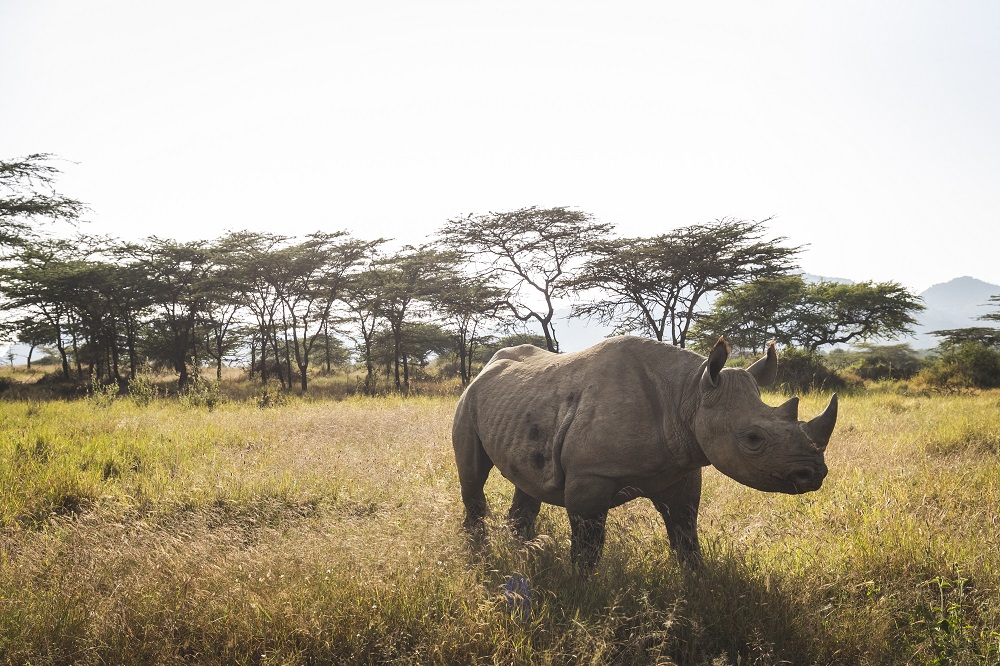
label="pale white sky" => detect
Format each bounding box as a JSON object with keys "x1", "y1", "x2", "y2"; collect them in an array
[{"x1": 2, "y1": 1, "x2": 998, "y2": 294}]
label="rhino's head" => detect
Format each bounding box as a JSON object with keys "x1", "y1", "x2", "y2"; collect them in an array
[{"x1": 692, "y1": 339, "x2": 837, "y2": 494}]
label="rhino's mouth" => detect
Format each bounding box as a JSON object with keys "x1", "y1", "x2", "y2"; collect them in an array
[{"x1": 773, "y1": 466, "x2": 826, "y2": 494}]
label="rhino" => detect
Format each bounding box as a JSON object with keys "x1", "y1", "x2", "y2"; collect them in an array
[{"x1": 452, "y1": 336, "x2": 837, "y2": 572}]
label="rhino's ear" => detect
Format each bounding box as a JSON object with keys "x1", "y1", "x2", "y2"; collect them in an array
[
  {"x1": 702, "y1": 338, "x2": 730, "y2": 389},
  {"x1": 746, "y1": 340, "x2": 778, "y2": 387}
]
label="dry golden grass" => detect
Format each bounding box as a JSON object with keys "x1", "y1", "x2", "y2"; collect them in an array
[{"x1": 1, "y1": 385, "x2": 999, "y2": 664}]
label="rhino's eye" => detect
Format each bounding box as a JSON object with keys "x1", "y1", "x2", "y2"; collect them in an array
[{"x1": 742, "y1": 429, "x2": 767, "y2": 451}]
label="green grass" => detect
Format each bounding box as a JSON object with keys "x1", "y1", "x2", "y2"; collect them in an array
[{"x1": 1, "y1": 386, "x2": 1000, "y2": 664}]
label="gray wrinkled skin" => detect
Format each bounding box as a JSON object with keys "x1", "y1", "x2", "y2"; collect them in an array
[{"x1": 452, "y1": 336, "x2": 837, "y2": 573}]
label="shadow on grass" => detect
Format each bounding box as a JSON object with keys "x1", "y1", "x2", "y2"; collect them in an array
[{"x1": 469, "y1": 525, "x2": 833, "y2": 666}]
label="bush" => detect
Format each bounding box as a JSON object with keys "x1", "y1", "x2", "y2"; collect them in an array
[
  {"x1": 919, "y1": 341, "x2": 1000, "y2": 390},
  {"x1": 774, "y1": 348, "x2": 849, "y2": 393},
  {"x1": 257, "y1": 380, "x2": 288, "y2": 408},
  {"x1": 179, "y1": 377, "x2": 223, "y2": 410},
  {"x1": 827, "y1": 344, "x2": 924, "y2": 382},
  {"x1": 127, "y1": 374, "x2": 159, "y2": 405}
]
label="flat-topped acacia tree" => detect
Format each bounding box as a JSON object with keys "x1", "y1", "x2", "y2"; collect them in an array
[
  {"x1": 571, "y1": 218, "x2": 800, "y2": 349},
  {"x1": 438, "y1": 206, "x2": 613, "y2": 353},
  {"x1": 0, "y1": 153, "x2": 86, "y2": 247}
]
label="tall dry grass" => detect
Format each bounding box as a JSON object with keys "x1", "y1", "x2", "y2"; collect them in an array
[{"x1": 1, "y1": 386, "x2": 999, "y2": 664}]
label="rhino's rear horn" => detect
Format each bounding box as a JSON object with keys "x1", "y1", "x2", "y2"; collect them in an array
[
  {"x1": 747, "y1": 341, "x2": 778, "y2": 387},
  {"x1": 702, "y1": 338, "x2": 730, "y2": 389},
  {"x1": 801, "y1": 393, "x2": 838, "y2": 450},
  {"x1": 775, "y1": 396, "x2": 799, "y2": 421}
]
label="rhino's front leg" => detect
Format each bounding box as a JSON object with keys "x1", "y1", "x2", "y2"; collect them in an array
[
  {"x1": 565, "y1": 476, "x2": 616, "y2": 574},
  {"x1": 568, "y1": 512, "x2": 607, "y2": 574},
  {"x1": 507, "y1": 487, "x2": 542, "y2": 538},
  {"x1": 649, "y1": 468, "x2": 703, "y2": 567}
]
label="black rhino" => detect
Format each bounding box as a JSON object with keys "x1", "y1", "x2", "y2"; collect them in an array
[{"x1": 452, "y1": 336, "x2": 837, "y2": 572}]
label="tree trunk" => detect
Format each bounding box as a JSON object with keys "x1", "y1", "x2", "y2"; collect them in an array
[
  {"x1": 110, "y1": 330, "x2": 122, "y2": 388},
  {"x1": 268, "y1": 331, "x2": 285, "y2": 388},
  {"x1": 324, "y1": 322, "x2": 332, "y2": 373},
  {"x1": 458, "y1": 341, "x2": 469, "y2": 386},
  {"x1": 283, "y1": 334, "x2": 293, "y2": 390},
  {"x1": 215, "y1": 331, "x2": 223, "y2": 381},
  {"x1": 392, "y1": 324, "x2": 403, "y2": 391},
  {"x1": 70, "y1": 327, "x2": 82, "y2": 379},
  {"x1": 126, "y1": 319, "x2": 138, "y2": 381},
  {"x1": 402, "y1": 350, "x2": 409, "y2": 395},
  {"x1": 57, "y1": 335, "x2": 70, "y2": 380}
]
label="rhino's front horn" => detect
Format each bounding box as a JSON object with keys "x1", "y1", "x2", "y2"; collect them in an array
[{"x1": 801, "y1": 394, "x2": 838, "y2": 450}]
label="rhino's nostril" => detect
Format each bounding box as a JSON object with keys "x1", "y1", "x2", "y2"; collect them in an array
[{"x1": 787, "y1": 468, "x2": 816, "y2": 490}]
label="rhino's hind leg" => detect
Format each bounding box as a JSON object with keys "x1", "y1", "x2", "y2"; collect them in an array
[
  {"x1": 650, "y1": 468, "x2": 703, "y2": 567},
  {"x1": 568, "y1": 512, "x2": 608, "y2": 575},
  {"x1": 507, "y1": 487, "x2": 541, "y2": 538},
  {"x1": 454, "y1": 429, "x2": 493, "y2": 537}
]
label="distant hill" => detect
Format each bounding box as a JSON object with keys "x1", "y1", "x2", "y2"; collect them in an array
[{"x1": 910, "y1": 276, "x2": 1000, "y2": 348}]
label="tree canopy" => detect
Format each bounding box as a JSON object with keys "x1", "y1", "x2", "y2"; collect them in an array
[
  {"x1": 694, "y1": 277, "x2": 926, "y2": 353},
  {"x1": 438, "y1": 206, "x2": 613, "y2": 352},
  {"x1": 1, "y1": 154, "x2": 86, "y2": 246},
  {"x1": 573, "y1": 218, "x2": 800, "y2": 348}
]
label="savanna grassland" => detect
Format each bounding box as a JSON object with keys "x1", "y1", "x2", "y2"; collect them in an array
[{"x1": 1, "y1": 374, "x2": 1000, "y2": 665}]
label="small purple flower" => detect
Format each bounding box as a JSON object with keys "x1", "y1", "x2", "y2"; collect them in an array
[{"x1": 504, "y1": 573, "x2": 532, "y2": 621}]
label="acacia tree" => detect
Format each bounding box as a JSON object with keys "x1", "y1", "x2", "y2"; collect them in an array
[
  {"x1": 0, "y1": 237, "x2": 86, "y2": 378},
  {"x1": 980, "y1": 294, "x2": 1000, "y2": 326},
  {"x1": 373, "y1": 245, "x2": 458, "y2": 393},
  {"x1": 689, "y1": 275, "x2": 809, "y2": 353},
  {"x1": 0, "y1": 154, "x2": 86, "y2": 247},
  {"x1": 929, "y1": 327, "x2": 1000, "y2": 347},
  {"x1": 220, "y1": 231, "x2": 291, "y2": 386},
  {"x1": 439, "y1": 206, "x2": 613, "y2": 352},
  {"x1": 434, "y1": 271, "x2": 504, "y2": 385},
  {"x1": 343, "y1": 260, "x2": 386, "y2": 395},
  {"x1": 67, "y1": 260, "x2": 132, "y2": 385},
  {"x1": 2, "y1": 318, "x2": 57, "y2": 369},
  {"x1": 274, "y1": 232, "x2": 376, "y2": 391},
  {"x1": 129, "y1": 238, "x2": 217, "y2": 388},
  {"x1": 573, "y1": 218, "x2": 800, "y2": 348},
  {"x1": 694, "y1": 277, "x2": 925, "y2": 353},
  {"x1": 196, "y1": 247, "x2": 244, "y2": 382},
  {"x1": 790, "y1": 281, "x2": 925, "y2": 351}
]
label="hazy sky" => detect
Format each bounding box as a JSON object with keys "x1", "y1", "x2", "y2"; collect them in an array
[{"x1": 2, "y1": 1, "x2": 998, "y2": 294}]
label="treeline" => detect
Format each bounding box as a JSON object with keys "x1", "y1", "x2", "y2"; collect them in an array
[
  {"x1": 0, "y1": 154, "x2": 962, "y2": 394},
  {"x1": 0, "y1": 232, "x2": 502, "y2": 393}
]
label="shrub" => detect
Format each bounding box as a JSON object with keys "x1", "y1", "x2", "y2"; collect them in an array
[
  {"x1": 773, "y1": 348, "x2": 849, "y2": 393},
  {"x1": 179, "y1": 377, "x2": 223, "y2": 410},
  {"x1": 827, "y1": 344, "x2": 924, "y2": 382},
  {"x1": 87, "y1": 375, "x2": 121, "y2": 407},
  {"x1": 127, "y1": 374, "x2": 159, "y2": 405},
  {"x1": 919, "y1": 341, "x2": 1000, "y2": 390},
  {"x1": 257, "y1": 380, "x2": 288, "y2": 408}
]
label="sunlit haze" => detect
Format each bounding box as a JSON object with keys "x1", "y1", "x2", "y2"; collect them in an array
[{"x1": 2, "y1": 1, "x2": 998, "y2": 293}]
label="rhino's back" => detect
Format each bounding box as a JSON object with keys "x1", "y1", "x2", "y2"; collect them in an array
[{"x1": 455, "y1": 336, "x2": 704, "y2": 504}]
